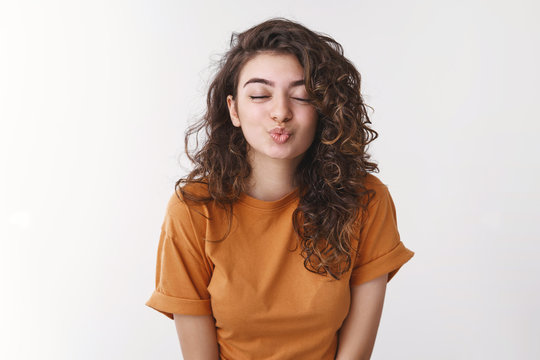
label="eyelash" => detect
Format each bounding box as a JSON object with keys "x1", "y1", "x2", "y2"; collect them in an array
[{"x1": 249, "y1": 96, "x2": 310, "y2": 102}]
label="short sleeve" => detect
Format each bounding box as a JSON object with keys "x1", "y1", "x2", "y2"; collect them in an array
[
  {"x1": 350, "y1": 179, "x2": 414, "y2": 286},
  {"x1": 145, "y1": 192, "x2": 214, "y2": 319}
]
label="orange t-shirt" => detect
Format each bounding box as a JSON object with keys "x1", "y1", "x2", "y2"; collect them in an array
[{"x1": 146, "y1": 174, "x2": 414, "y2": 359}]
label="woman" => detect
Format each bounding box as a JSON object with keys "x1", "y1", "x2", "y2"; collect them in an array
[{"x1": 146, "y1": 18, "x2": 414, "y2": 360}]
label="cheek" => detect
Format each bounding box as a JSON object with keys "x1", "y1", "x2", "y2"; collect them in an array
[
  {"x1": 297, "y1": 120, "x2": 318, "y2": 150},
  {"x1": 235, "y1": 105, "x2": 267, "y2": 142},
  {"x1": 237, "y1": 103, "x2": 266, "y2": 124},
  {"x1": 302, "y1": 110, "x2": 318, "y2": 136}
]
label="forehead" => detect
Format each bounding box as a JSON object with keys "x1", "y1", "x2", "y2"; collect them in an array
[{"x1": 238, "y1": 52, "x2": 304, "y2": 84}]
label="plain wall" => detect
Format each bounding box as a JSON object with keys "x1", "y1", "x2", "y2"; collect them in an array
[{"x1": 1, "y1": 0, "x2": 539, "y2": 358}]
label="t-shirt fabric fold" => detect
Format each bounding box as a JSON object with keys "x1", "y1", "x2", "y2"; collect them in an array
[{"x1": 146, "y1": 174, "x2": 414, "y2": 360}]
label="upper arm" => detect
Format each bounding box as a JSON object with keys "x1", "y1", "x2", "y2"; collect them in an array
[
  {"x1": 336, "y1": 273, "x2": 388, "y2": 360},
  {"x1": 173, "y1": 313, "x2": 219, "y2": 360},
  {"x1": 146, "y1": 192, "x2": 214, "y2": 319},
  {"x1": 350, "y1": 179, "x2": 414, "y2": 286}
]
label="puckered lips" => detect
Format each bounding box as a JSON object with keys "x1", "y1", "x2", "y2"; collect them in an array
[{"x1": 269, "y1": 127, "x2": 291, "y2": 144}]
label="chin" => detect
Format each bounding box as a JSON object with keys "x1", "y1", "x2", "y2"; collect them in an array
[{"x1": 267, "y1": 151, "x2": 305, "y2": 161}]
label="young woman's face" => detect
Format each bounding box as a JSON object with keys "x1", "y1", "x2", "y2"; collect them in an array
[{"x1": 227, "y1": 52, "x2": 318, "y2": 168}]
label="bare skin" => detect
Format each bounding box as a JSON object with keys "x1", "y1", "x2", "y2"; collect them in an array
[
  {"x1": 173, "y1": 314, "x2": 219, "y2": 360},
  {"x1": 173, "y1": 53, "x2": 388, "y2": 359},
  {"x1": 226, "y1": 52, "x2": 318, "y2": 201},
  {"x1": 335, "y1": 274, "x2": 388, "y2": 360}
]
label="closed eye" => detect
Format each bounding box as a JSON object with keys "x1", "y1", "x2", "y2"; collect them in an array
[{"x1": 249, "y1": 95, "x2": 310, "y2": 103}]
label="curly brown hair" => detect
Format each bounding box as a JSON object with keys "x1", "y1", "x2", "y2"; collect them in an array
[{"x1": 176, "y1": 18, "x2": 379, "y2": 280}]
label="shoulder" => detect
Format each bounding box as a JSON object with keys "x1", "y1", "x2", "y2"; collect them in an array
[
  {"x1": 167, "y1": 182, "x2": 211, "y2": 210},
  {"x1": 162, "y1": 182, "x2": 212, "y2": 236},
  {"x1": 362, "y1": 173, "x2": 392, "y2": 206},
  {"x1": 363, "y1": 173, "x2": 388, "y2": 190}
]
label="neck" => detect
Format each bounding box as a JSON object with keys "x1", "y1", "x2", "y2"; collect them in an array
[{"x1": 246, "y1": 154, "x2": 301, "y2": 201}]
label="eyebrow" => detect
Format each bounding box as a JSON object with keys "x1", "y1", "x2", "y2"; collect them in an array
[{"x1": 243, "y1": 78, "x2": 305, "y2": 88}]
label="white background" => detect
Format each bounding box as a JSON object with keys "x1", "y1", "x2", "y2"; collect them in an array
[{"x1": 1, "y1": 0, "x2": 539, "y2": 359}]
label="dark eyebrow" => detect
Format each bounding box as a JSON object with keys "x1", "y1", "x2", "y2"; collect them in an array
[
  {"x1": 243, "y1": 78, "x2": 273, "y2": 88},
  {"x1": 243, "y1": 78, "x2": 305, "y2": 88}
]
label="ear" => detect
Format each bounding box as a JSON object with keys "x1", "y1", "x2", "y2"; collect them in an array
[{"x1": 227, "y1": 95, "x2": 241, "y2": 127}]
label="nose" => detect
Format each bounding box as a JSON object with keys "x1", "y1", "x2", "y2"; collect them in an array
[{"x1": 270, "y1": 94, "x2": 292, "y2": 123}]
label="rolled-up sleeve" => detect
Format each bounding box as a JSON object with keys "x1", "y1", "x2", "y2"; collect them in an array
[
  {"x1": 146, "y1": 192, "x2": 213, "y2": 319},
  {"x1": 350, "y1": 182, "x2": 414, "y2": 286}
]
